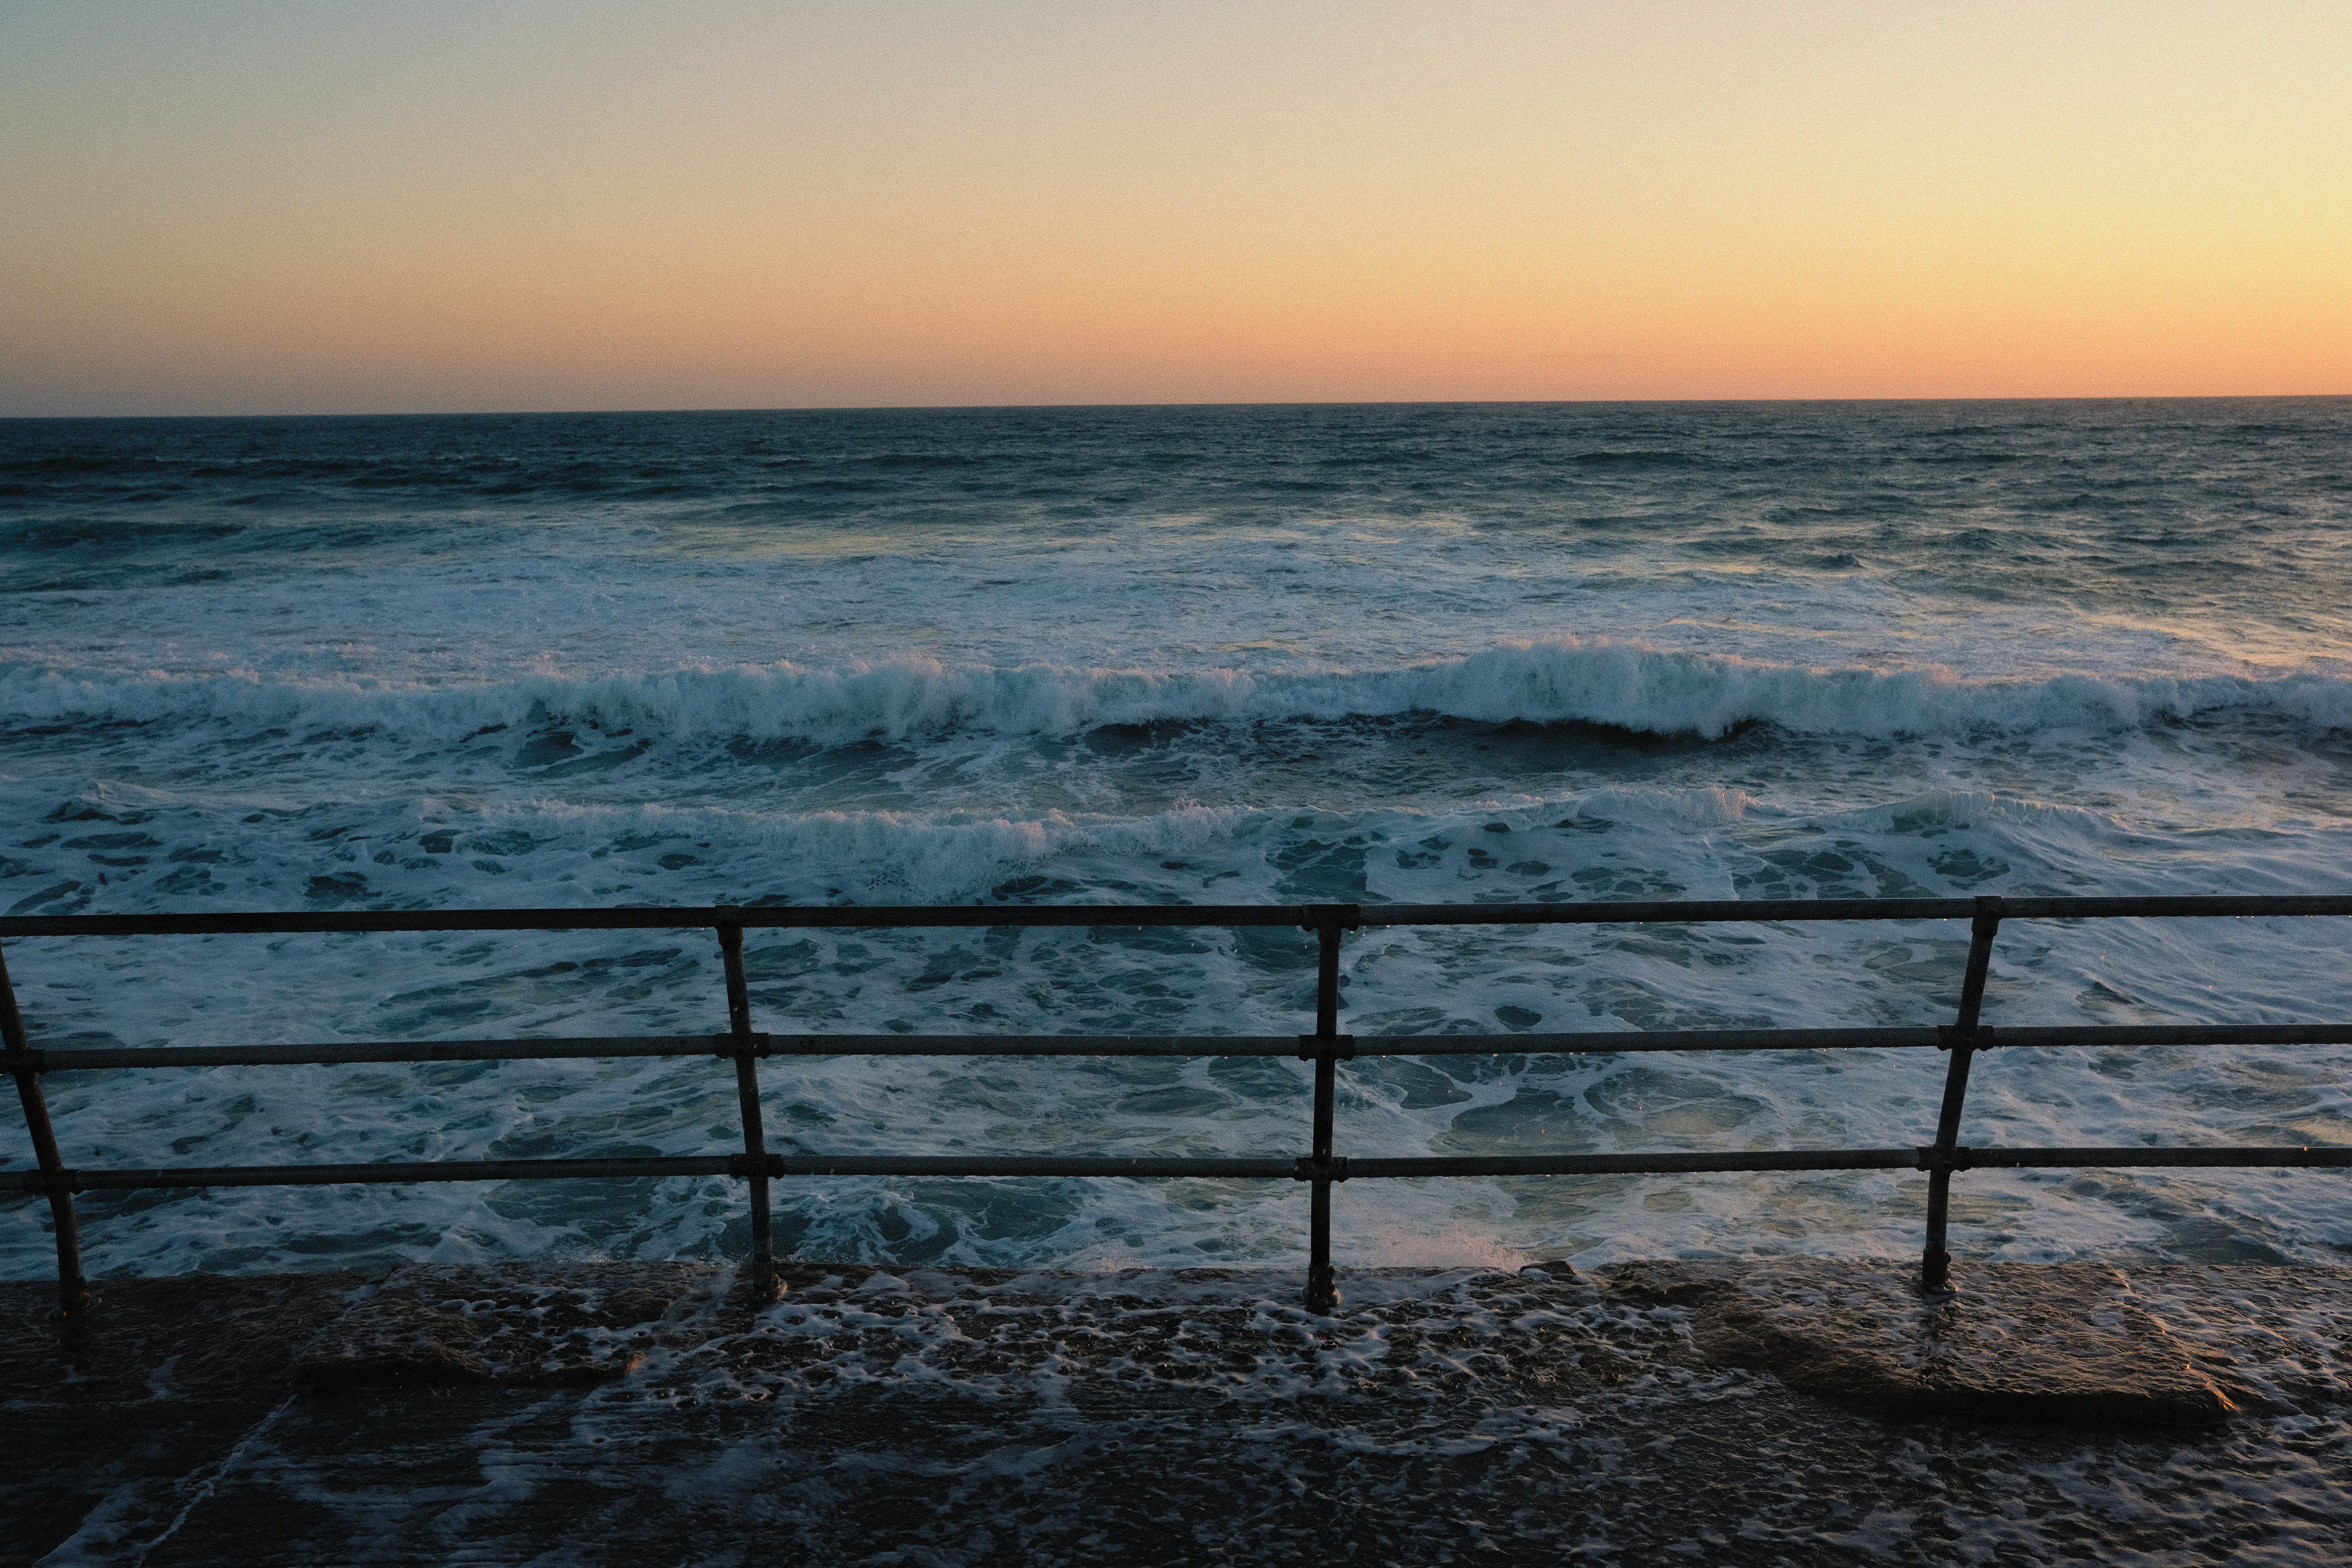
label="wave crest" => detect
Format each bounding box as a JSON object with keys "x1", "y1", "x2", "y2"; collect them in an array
[{"x1": 5, "y1": 639, "x2": 2349, "y2": 744}]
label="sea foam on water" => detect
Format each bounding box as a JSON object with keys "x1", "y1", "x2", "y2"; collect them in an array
[{"x1": 4, "y1": 399, "x2": 2350, "y2": 1282}]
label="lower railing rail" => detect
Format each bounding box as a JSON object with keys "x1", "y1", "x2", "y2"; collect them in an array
[{"x1": 5, "y1": 894, "x2": 2350, "y2": 1327}]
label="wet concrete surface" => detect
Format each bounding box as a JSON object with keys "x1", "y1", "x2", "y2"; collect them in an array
[{"x1": 7, "y1": 1261, "x2": 2349, "y2": 1566}]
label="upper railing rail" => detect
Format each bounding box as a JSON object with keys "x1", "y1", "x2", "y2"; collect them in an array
[
  {"x1": 6, "y1": 893, "x2": 2350, "y2": 1331},
  {"x1": 9, "y1": 892, "x2": 2352, "y2": 939}
]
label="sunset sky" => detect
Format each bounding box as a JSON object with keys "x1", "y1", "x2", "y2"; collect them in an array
[{"x1": 4, "y1": 1, "x2": 2346, "y2": 416}]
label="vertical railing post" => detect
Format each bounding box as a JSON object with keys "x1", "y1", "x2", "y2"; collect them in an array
[
  {"x1": 717, "y1": 925, "x2": 778, "y2": 1305},
  {"x1": 1298, "y1": 905, "x2": 1357, "y2": 1314},
  {"x1": 1921, "y1": 895, "x2": 2003, "y2": 1293},
  {"x1": 1, "y1": 942, "x2": 93, "y2": 1343}
]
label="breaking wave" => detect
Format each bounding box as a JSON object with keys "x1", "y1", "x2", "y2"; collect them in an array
[{"x1": 7, "y1": 639, "x2": 2350, "y2": 745}]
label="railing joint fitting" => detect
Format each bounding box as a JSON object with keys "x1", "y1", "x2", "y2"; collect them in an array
[
  {"x1": 1936, "y1": 1024, "x2": 1997, "y2": 1051},
  {"x1": 712, "y1": 1034, "x2": 771, "y2": 1060},
  {"x1": 1970, "y1": 896, "x2": 2006, "y2": 942},
  {"x1": 1299, "y1": 903, "x2": 1362, "y2": 933},
  {"x1": 1291, "y1": 1155, "x2": 1348, "y2": 1183},
  {"x1": 1296, "y1": 1033, "x2": 1356, "y2": 1062}
]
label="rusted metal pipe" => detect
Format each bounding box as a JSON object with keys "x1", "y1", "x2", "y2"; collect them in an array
[
  {"x1": 29, "y1": 1020, "x2": 2352, "y2": 1076},
  {"x1": 1301, "y1": 910, "x2": 1356, "y2": 1313},
  {"x1": 1921, "y1": 897, "x2": 2005, "y2": 1293},
  {"x1": 11, "y1": 891, "x2": 2352, "y2": 940},
  {"x1": 718, "y1": 925, "x2": 778, "y2": 1306},
  {"x1": 0, "y1": 943, "x2": 93, "y2": 1338},
  {"x1": 16, "y1": 1142, "x2": 2346, "y2": 1198}
]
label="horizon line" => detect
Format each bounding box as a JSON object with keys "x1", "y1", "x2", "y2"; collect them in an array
[{"x1": 6, "y1": 391, "x2": 2349, "y2": 423}]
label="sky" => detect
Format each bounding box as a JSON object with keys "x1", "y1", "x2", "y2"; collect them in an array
[{"x1": 3, "y1": 1, "x2": 2347, "y2": 416}]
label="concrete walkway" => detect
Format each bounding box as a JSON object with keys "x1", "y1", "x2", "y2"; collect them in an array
[{"x1": 8, "y1": 1261, "x2": 2348, "y2": 1566}]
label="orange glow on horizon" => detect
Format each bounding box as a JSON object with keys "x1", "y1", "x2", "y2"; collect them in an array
[{"x1": 4, "y1": 2, "x2": 2346, "y2": 415}]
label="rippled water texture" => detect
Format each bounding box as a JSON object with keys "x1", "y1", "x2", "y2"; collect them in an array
[{"x1": 4, "y1": 398, "x2": 2350, "y2": 1279}]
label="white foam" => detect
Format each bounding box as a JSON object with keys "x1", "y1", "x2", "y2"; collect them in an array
[
  {"x1": 8, "y1": 638, "x2": 2351, "y2": 746},
  {"x1": 9, "y1": 771, "x2": 2352, "y2": 1282},
  {"x1": 8, "y1": 408, "x2": 2352, "y2": 1285}
]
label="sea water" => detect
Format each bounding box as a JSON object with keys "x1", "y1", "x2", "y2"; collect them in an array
[{"x1": 4, "y1": 399, "x2": 2349, "y2": 1282}]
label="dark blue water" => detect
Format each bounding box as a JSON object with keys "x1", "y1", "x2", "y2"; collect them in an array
[{"x1": 5, "y1": 398, "x2": 2350, "y2": 1279}]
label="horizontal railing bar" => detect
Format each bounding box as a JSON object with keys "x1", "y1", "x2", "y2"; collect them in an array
[
  {"x1": 757, "y1": 1029, "x2": 1951, "y2": 1058},
  {"x1": 34, "y1": 1035, "x2": 736, "y2": 1071},
  {"x1": 763, "y1": 1033, "x2": 1304, "y2": 1058},
  {"x1": 1335, "y1": 1024, "x2": 2352, "y2": 1060},
  {"x1": 1379, "y1": 1029, "x2": 1939, "y2": 1055},
  {"x1": 1346, "y1": 1146, "x2": 2352, "y2": 1177},
  {"x1": 15, "y1": 1156, "x2": 740, "y2": 1191},
  {"x1": 10, "y1": 894, "x2": 2352, "y2": 942},
  {"x1": 30, "y1": 1022, "x2": 2352, "y2": 1074},
  {"x1": 762, "y1": 1025, "x2": 2352, "y2": 1058},
  {"x1": 1991, "y1": 897, "x2": 2352, "y2": 921},
  {"x1": 27, "y1": 1029, "x2": 1924, "y2": 1072},
  {"x1": 776, "y1": 1152, "x2": 2337, "y2": 1178},
  {"x1": 1375, "y1": 896, "x2": 2352, "y2": 926},
  {"x1": 0, "y1": 906, "x2": 1310, "y2": 938},
  {"x1": 19, "y1": 1145, "x2": 2349, "y2": 1195},
  {"x1": 1347, "y1": 1151, "x2": 1924, "y2": 1176},
  {"x1": 1988, "y1": 1024, "x2": 2352, "y2": 1049},
  {"x1": 768, "y1": 1156, "x2": 1299, "y2": 1178},
  {"x1": 1961, "y1": 1145, "x2": 2352, "y2": 1169},
  {"x1": 4, "y1": 1155, "x2": 1299, "y2": 1191}
]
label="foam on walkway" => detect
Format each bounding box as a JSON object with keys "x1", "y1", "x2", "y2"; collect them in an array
[{"x1": 7, "y1": 1262, "x2": 2348, "y2": 1565}]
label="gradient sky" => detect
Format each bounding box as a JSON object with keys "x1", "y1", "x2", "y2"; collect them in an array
[{"x1": 4, "y1": 1, "x2": 2346, "y2": 415}]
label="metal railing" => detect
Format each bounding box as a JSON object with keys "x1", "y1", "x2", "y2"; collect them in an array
[{"x1": 6, "y1": 894, "x2": 2352, "y2": 1325}]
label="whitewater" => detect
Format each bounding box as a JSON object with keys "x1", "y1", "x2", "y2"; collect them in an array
[{"x1": 4, "y1": 398, "x2": 2350, "y2": 1283}]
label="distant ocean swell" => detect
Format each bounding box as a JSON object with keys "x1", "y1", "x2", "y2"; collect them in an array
[{"x1": 7, "y1": 639, "x2": 2352, "y2": 746}]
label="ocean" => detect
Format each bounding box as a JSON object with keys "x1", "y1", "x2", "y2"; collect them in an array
[{"x1": 4, "y1": 398, "x2": 2350, "y2": 1283}]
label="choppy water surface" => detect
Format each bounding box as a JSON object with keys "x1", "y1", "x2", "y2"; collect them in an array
[{"x1": 4, "y1": 399, "x2": 2350, "y2": 1280}]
